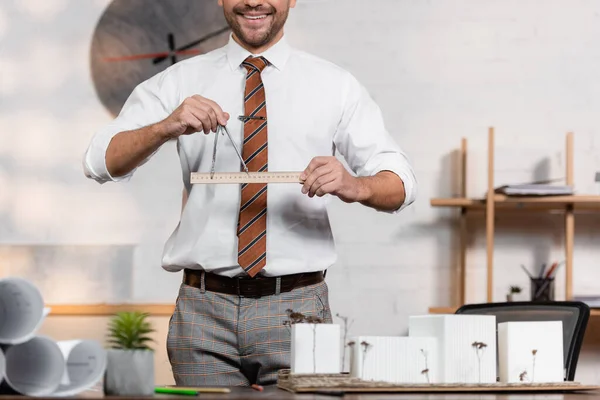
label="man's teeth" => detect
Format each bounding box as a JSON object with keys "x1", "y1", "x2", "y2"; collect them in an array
[{"x1": 244, "y1": 15, "x2": 267, "y2": 20}]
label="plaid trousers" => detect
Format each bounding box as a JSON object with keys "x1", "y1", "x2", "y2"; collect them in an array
[{"x1": 166, "y1": 277, "x2": 332, "y2": 386}]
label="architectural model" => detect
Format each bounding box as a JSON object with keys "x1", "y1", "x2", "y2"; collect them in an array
[
  {"x1": 290, "y1": 323, "x2": 341, "y2": 374},
  {"x1": 408, "y1": 315, "x2": 497, "y2": 383},
  {"x1": 498, "y1": 321, "x2": 564, "y2": 383},
  {"x1": 349, "y1": 336, "x2": 438, "y2": 383}
]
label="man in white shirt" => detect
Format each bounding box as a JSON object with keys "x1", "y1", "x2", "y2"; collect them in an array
[{"x1": 84, "y1": 0, "x2": 416, "y2": 387}]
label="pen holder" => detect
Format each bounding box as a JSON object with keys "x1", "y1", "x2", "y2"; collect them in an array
[{"x1": 530, "y1": 277, "x2": 555, "y2": 302}]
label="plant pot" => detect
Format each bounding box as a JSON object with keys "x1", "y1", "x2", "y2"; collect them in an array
[
  {"x1": 104, "y1": 349, "x2": 154, "y2": 396},
  {"x1": 506, "y1": 294, "x2": 514, "y2": 302}
]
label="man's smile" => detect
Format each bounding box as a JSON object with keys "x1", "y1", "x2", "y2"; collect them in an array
[{"x1": 238, "y1": 11, "x2": 272, "y2": 27}]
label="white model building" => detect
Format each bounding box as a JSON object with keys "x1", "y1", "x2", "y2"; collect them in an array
[
  {"x1": 498, "y1": 321, "x2": 564, "y2": 383},
  {"x1": 349, "y1": 336, "x2": 438, "y2": 383},
  {"x1": 290, "y1": 323, "x2": 341, "y2": 374},
  {"x1": 408, "y1": 314, "x2": 497, "y2": 383}
]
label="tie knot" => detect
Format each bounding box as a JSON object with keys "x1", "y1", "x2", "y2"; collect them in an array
[{"x1": 242, "y1": 56, "x2": 269, "y2": 73}]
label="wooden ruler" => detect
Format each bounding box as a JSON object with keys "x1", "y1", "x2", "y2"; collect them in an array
[{"x1": 191, "y1": 171, "x2": 303, "y2": 184}]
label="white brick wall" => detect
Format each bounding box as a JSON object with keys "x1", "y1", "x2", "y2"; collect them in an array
[{"x1": 1, "y1": 0, "x2": 600, "y2": 384}]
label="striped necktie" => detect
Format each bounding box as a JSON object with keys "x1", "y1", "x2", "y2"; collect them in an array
[{"x1": 237, "y1": 56, "x2": 269, "y2": 277}]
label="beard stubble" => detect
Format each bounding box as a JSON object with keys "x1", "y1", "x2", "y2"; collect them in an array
[{"x1": 224, "y1": 3, "x2": 289, "y2": 50}]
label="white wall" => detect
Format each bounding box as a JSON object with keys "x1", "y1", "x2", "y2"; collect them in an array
[
  {"x1": 2, "y1": 0, "x2": 600, "y2": 385},
  {"x1": 0, "y1": 0, "x2": 185, "y2": 303},
  {"x1": 285, "y1": 0, "x2": 600, "y2": 327}
]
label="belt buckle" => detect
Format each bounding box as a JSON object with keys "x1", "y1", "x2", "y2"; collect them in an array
[
  {"x1": 239, "y1": 276, "x2": 266, "y2": 298},
  {"x1": 235, "y1": 277, "x2": 261, "y2": 297},
  {"x1": 248, "y1": 280, "x2": 262, "y2": 298}
]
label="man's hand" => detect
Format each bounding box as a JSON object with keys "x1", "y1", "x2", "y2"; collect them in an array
[
  {"x1": 300, "y1": 156, "x2": 407, "y2": 212},
  {"x1": 105, "y1": 95, "x2": 228, "y2": 178},
  {"x1": 300, "y1": 156, "x2": 366, "y2": 203},
  {"x1": 158, "y1": 95, "x2": 230, "y2": 139}
]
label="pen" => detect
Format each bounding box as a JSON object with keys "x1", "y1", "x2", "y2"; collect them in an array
[
  {"x1": 520, "y1": 264, "x2": 533, "y2": 279},
  {"x1": 160, "y1": 387, "x2": 231, "y2": 393},
  {"x1": 545, "y1": 262, "x2": 559, "y2": 279},
  {"x1": 155, "y1": 387, "x2": 198, "y2": 396},
  {"x1": 538, "y1": 263, "x2": 546, "y2": 279},
  {"x1": 550, "y1": 261, "x2": 565, "y2": 278},
  {"x1": 534, "y1": 278, "x2": 552, "y2": 300}
]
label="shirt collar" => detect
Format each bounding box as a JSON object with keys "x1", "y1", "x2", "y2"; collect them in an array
[{"x1": 226, "y1": 33, "x2": 291, "y2": 72}]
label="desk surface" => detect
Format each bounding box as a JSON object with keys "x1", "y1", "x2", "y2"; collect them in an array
[
  {"x1": 5, "y1": 387, "x2": 600, "y2": 399},
  {"x1": 175, "y1": 387, "x2": 600, "y2": 400}
]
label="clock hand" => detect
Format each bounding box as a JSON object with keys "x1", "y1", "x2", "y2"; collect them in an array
[
  {"x1": 102, "y1": 27, "x2": 230, "y2": 64},
  {"x1": 103, "y1": 49, "x2": 201, "y2": 62},
  {"x1": 178, "y1": 26, "x2": 231, "y2": 52},
  {"x1": 168, "y1": 33, "x2": 176, "y2": 65},
  {"x1": 153, "y1": 26, "x2": 230, "y2": 64}
]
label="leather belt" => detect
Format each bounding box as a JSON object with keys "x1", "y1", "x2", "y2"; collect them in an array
[{"x1": 183, "y1": 269, "x2": 324, "y2": 298}]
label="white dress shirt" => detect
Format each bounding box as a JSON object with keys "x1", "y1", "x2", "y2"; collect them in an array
[{"x1": 83, "y1": 35, "x2": 417, "y2": 278}]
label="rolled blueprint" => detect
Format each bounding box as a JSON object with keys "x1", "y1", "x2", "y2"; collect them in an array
[
  {"x1": 0, "y1": 277, "x2": 106, "y2": 397},
  {"x1": 3, "y1": 337, "x2": 106, "y2": 397},
  {"x1": 51, "y1": 340, "x2": 107, "y2": 397},
  {"x1": 0, "y1": 278, "x2": 47, "y2": 345},
  {"x1": 0, "y1": 347, "x2": 5, "y2": 386},
  {"x1": 4, "y1": 336, "x2": 65, "y2": 396}
]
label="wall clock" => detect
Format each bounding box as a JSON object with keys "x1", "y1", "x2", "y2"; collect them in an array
[{"x1": 90, "y1": 0, "x2": 231, "y2": 117}]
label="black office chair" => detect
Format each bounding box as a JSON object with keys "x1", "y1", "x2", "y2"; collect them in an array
[{"x1": 455, "y1": 301, "x2": 590, "y2": 381}]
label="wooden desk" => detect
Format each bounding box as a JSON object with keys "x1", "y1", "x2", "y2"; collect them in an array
[
  {"x1": 203, "y1": 386, "x2": 599, "y2": 400},
  {"x1": 4, "y1": 387, "x2": 599, "y2": 399}
]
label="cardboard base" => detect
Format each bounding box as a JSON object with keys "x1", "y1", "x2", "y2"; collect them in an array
[{"x1": 277, "y1": 370, "x2": 600, "y2": 394}]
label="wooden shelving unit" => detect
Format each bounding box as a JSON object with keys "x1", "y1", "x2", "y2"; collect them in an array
[{"x1": 428, "y1": 127, "x2": 600, "y2": 313}]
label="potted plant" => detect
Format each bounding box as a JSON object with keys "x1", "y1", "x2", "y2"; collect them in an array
[
  {"x1": 104, "y1": 311, "x2": 155, "y2": 396},
  {"x1": 506, "y1": 286, "x2": 522, "y2": 302}
]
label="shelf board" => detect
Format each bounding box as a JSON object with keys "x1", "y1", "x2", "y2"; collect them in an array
[
  {"x1": 431, "y1": 195, "x2": 600, "y2": 211},
  {"x1": 429, "y1": 306, "x2": 600, "y2": 317},
  {"x1": 46, "y1": 304, "x2": 175, "y2": 316},
  {"x1": 428, "y1": 307, "x2": 458, "y2": 314}
]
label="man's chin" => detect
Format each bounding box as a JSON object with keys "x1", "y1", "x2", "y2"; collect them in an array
[{"x1": 239, "y1": 32, "x2": 271, "y2": 48}]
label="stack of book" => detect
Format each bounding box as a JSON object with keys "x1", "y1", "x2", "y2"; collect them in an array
[
  {"x1": 572, "y1": 296, "x2": 600, "y2": 308},
  {"x1": 494, "y1": 183, "x2": 573, "y2": 196}
]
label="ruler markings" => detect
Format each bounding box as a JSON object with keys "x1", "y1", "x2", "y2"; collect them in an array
[{"x1": 191, "y1": 171, "x2": 303, "y2": 184}]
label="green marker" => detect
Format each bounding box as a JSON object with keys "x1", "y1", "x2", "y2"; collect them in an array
[{"x1": 155, "y1": 387, "x2": 198, "y2": 396}]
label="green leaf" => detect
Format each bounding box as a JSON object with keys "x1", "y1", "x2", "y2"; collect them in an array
[{"x1": 106, "y1": 311, "x2": 156, "y2": 350}]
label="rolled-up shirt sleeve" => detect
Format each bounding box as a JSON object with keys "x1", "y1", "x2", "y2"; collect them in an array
[
  {"x1": 83, "y1": 69, "x2": 175, "y2": 184},
  {"x1": 333, "y1": 72, "x2": 417, "y2": 213}
]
